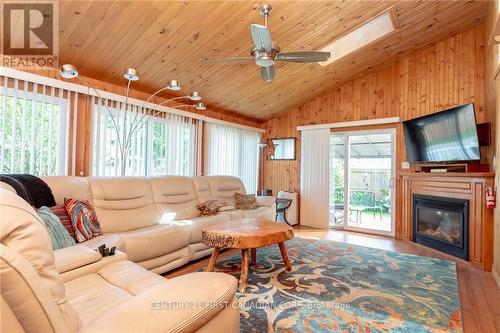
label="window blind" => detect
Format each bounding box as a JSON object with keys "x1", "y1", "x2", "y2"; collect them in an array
[
  {"x1": 0, "y1": 77, "x2": 71, "y2": 175},
  {"x1": 91, "y1": 96, "x2": 199, "y2": 177},
  {"x1": 204, "y1": 122, "x2": 260, "y2": 193}
]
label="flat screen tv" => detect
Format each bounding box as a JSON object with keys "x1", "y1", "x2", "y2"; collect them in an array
[{"x1": 402, "y1": 103, "x2": 480, "y2": 163}]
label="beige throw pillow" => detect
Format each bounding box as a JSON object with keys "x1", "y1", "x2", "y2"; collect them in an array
[{"x1": 235, "y1": 193, "x2": 258, "y2": 210}]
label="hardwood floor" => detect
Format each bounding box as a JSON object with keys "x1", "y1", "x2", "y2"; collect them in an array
[{"x1": 165, "y1": 226, "x2": 500, "y2": 333}]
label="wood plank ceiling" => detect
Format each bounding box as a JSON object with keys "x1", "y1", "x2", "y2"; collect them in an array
[{"x1": 59, "y1": 1, "x2": 488, "y2": 120}]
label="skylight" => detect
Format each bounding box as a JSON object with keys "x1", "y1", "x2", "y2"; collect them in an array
[{"x1": 319, "y1": 9, "x2": 397, "y2": 66}]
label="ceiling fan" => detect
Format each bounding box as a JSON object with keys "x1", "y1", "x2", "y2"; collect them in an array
[{"x1": 204, "y1": 4, "x2": 330, "y2": 82}]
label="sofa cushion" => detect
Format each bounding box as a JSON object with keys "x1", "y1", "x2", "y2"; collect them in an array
[
  {"x1": 88, "y1": 177, "x2": 158, "y2": 233},
  {"x1": 192, "y1": 176, "x2": 211, "y2": 203},
  {"x1": 117, "y1": 224, "x2": 190, "y2": 263},
  {"x1": 80, "y1": 234, "x2": 122, "y2": 251},
  {"x1": 65, "y1": 273, "x2": 133, "y2": 326},
  {"x1": 180, "y1": 214, "x2": 231, "y2": 244},
  {"x1": 42, "y1": 176, "x2": 92, "y2": 205},
  {"x1": 81, "y1": 272, "x2": 238, "y2": 333},
  {"x1": 241, "y1": 206, "x2": 274, "y2": 219},
  {"x1": 150, "y1": 176, "x2": 200, "y2": 221},
  {"x1": 218, "y1": 209, "x2": 243, "y2": 220},
  {"x1": 206, "y1": 176, "x2": 246, "y2": 206},
  {"x1": 97, "y1": 260, "x2": 166, "y2": 294}
]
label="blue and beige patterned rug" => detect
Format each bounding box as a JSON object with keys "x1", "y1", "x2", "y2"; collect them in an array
[{"x1": 216, "y1": 237, "x2": 462, "y2": 333}]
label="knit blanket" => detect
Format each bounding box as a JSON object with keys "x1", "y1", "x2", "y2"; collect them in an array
[{"x1": 0, "y1": 174, "x2": 56, "y2": 208}]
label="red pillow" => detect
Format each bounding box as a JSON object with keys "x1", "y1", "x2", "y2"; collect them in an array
[{"x1": 49, "y1": 205, "x2": 77, "y2": 241}]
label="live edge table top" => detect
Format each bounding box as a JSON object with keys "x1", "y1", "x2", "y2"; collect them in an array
[{"x1": 201, "y1": 218, "x2": 294, "y2": 249}]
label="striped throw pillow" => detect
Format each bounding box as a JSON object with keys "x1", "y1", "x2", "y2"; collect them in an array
[
  {"x1": 49, "y1": 205, "x2": 77, "y2": 241},
  {"x1": 64, "y1": 198, "x2": 102, "y2": 243},
  {"x1": 36, "y1": 206, "x2": 76, "y2": 250}
]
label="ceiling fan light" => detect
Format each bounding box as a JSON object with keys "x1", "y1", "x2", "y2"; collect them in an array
[
  {"x1": 195, "y1": 103, "x2": 206, "y2": 110},
  {"x1": 60, "y1": 64, "x2": 79, "y2": 79},
  {"x1": 124, "y1": 68, "x2": 139, "y2": 81},
  {"x1": 189, "y1": 91, "x2": 201, "y2": 101},
  {"x1": 168, "y1": 80, "x2": 181, "y2": 91}
]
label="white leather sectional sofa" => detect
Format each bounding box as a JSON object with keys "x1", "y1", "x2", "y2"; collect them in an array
[
  {"x1": 42, "y1": 175, "x2": 275, "y2": 274},
  {"x1": 1, "y1": 187, "x2": 240, "y2": 333}
]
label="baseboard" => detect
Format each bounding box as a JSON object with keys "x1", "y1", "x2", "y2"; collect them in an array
[{"x1": 493, "y1": 263, "x2": 500, "y2": 289}]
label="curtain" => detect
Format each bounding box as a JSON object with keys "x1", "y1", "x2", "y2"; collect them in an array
[
  {"x1": 0, "y1": 77, "x2": 71, "y2": 175},
  {"x1": 300, "y1": 128, "x2": 330, "y2": 228},
  {"x1": 205, "y1": 122, "x2": 260, "y2": 193}
]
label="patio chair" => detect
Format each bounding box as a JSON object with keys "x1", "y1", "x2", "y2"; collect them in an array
[{"x1": 349, "y1": 190, "x2": 383, "y2": 223}]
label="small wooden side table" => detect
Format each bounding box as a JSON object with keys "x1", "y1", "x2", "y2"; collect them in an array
[{"x1": 202, "y1": 218, "x2": 294, "y2": 292}]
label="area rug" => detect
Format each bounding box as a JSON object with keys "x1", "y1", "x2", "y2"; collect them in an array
[{"x1": 215, "y1": 237, "x2": 462, "y2": 333}]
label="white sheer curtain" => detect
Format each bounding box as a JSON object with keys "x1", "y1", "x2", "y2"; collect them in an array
[
  {"x1": 300, "y1": 128, "x2": 330, "y2": 228},
  {"x1": 0, "y1": 77, "x2": 70, "y2": 175},
  {"x1": 205, "y1": 122, "x2": 260, "y2": 193}
]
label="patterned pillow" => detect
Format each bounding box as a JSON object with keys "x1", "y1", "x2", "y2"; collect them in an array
[
  {"x1": 64, "y1": 198, "x2": 102, "y2": 243},
  {"x1": 36, "y1": 206, "x2": 76, "y2": 250},
  {"x1": 235, "y1": 193, "x2": 258, "y2": 210},
  {"x1": 49, "y1": 205, "x2": 77, "y2": 241},
  {"x1": 196, "y1": 200, "x2": 226, "y2": 216}
]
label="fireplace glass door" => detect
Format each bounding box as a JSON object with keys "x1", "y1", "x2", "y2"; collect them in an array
[
  {"x1": 416, "y1": 207, "x2": 464, "y2": 248},
  {"x1": 413, "y1": 194, "x2": 468, "y2": 260}
]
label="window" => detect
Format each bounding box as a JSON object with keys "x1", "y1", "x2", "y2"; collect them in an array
[
  {"x1": 0, "y1": 78, "x2": 70, "y2": 175},
  {"x1": 204, "y1": 122, "x2": 260, "y2": 193},
  {"x1": 92, "y1": 97, "x2": 197, "y2": 177},
  {"x1": 319, "y1": 9, "x2": 397, "y2": 67}
]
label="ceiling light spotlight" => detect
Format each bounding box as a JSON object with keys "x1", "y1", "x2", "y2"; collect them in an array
[
  {"x1": 189, "y1": 91, "x2": 201, "y2": 101},
  {"x1": 168, "y1": 79, "x2": 181, "y2": 91},
  {"x1": 60, "y1": 64, "x2": 79, "y2": 79},
  {"x1": 195, "y1": 103, "x2": 206, "y2": 110},
  {"x1": 123, "y1": 68, "x2": 139, "y2": 81}
]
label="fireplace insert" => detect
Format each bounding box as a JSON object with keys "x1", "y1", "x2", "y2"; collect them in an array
[{"x1": 412, "y1": 194, "x2": 468, "y2": 260}]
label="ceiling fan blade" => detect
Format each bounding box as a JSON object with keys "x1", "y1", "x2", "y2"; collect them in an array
[
  {"x1": 276, "y1": 51, "x2": 330, "y2": 63},
  {"x1": 251, "y1": 24, "x2": 272, "y2": 53},
  {"x1": 261, "y1": 65, "x2": 275, "y2": 82},
  {"x1": 204, "y1": 57, "x2": 254, "y2": 63}
]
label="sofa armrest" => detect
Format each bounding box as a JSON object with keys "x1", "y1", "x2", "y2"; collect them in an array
[
  {"x1": 82, "y1": 272, "x2": 238, "y2": 333},
  {"x1": 54, "y1": 245, "x2": 102, "y2": 273},
  {"x1": 55, "y1": 245, "x2": 128, "y2": 282},
  {"x1": 256, "y1": 196, "x2": 275, "y2": 207}
]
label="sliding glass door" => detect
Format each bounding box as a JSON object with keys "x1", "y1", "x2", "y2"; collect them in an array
[{"x1": 329, "y1": 129, "x2": 396, "y2": 236}]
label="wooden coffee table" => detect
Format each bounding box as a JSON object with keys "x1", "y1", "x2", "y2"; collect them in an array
[{"x1": 202, "y1": 218, "x2": 294, "y2": 292}]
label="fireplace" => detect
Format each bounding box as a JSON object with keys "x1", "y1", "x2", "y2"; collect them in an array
[{"x1": 412, "y1": 194, "x2": 469, "y2": 260}]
